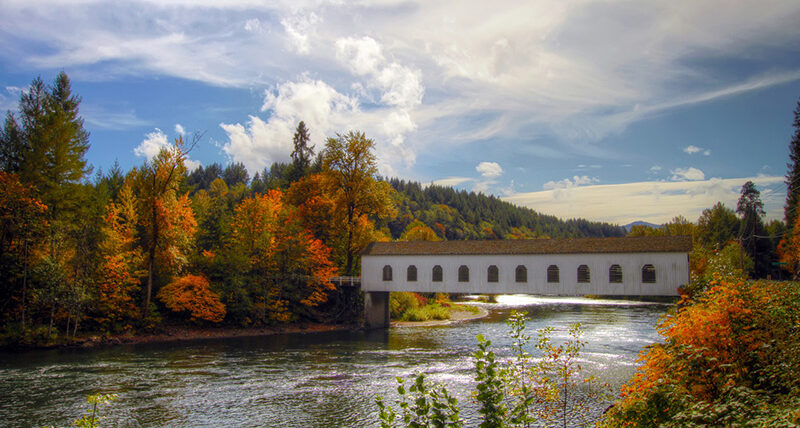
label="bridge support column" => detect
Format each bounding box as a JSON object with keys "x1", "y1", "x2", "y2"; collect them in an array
[{"x1": 364, "y1": 291, "x2": 389, "y2": 329}]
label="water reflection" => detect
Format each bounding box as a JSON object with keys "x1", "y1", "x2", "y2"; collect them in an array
[{"x1": 0, "y1": 296, "x2": 668, "y2": 427}]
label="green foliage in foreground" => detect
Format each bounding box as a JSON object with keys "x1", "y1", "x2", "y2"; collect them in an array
[
  {"x1": 44, "y1": 393, "x2": 117, "y2": 428},
  {"x1": 377, "y1": 312, "x2": 610, "y2": 427}
]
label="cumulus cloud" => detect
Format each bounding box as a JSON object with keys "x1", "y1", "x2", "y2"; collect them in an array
[
  {"x1": 220, "y1": 75, "x2": 420, "y2": 175},
  {"x1": 134, "y1": 128, "x2": 200, "y2": 170},
  {"x1": 504, "y1": 176, "x2": 784, "y2": 224},
  {"x1": 134, "y1": 128, "x2": 170, "y2": 159},
  {"x1": 174, "y1": 123, "x2": 185, "y2": 135},
  {"x1": 542, "y1": 175, "x2": 598, "y2": 190},
  {"x1": 670, "y1": 167, "x2": 705, "y2": 181},
  {"x1": 476, "y1": 161, "x2": 503, "y2": 178},
  {"x1": 649, "y1": 165, "x2": 662, "y2": 173}
]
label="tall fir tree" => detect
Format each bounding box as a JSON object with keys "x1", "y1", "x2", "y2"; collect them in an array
[
  {"x1": 288, "y1": 121, "x2": 313, "y2": 183},
  {"x1": 737, "y1": 181, "x2": 766, "y2": 276},
  {"x1": 1, "y1": 72, "x2": 90, "y2": 258},
  {"x1": 785, "y1": 98, "x2": 800, "y2": 230}
]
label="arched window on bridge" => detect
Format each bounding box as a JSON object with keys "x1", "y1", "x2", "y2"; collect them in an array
[
  {"x1": 432, "y1": 265, "x2": 443, "y2": 282},
  {"x1": 641, "y1": 264, "x2": 656, "y2": 283},
  {"x1": 487, "y1": 265, "x2": 499, "y2": 283},
  {"x1": 609, "y1": 264, "x2": 623, "y2": 283},
  {"x1": 458, "y1": 265, "x2": 470, "y2": 282},
  {"x1": 515, "y1": 265, "x2": 527, "y2": 283},
  {"x1": 407, "y1": 265, "x2": 417, "y2": 282},
  {"x1": 547, "y1": 265, "x2": 559, "y2": 283},
  {"x1": 382, "y1": 265, "x2": 392, "y2": 281},
  {"x1": 577, "y1": 265, "x2": 590, "y2": 283}
]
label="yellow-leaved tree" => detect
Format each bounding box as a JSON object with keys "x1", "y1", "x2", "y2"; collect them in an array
[{"x1": 321, "y1": 131, "x2": 396, "y2": 275}]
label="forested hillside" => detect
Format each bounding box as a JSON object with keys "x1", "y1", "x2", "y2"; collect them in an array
[{"x1": 385, "y1": 179, "x2": 626, "y2": 240}]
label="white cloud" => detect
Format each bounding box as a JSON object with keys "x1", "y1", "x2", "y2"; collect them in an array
[
  {"x1": 476, "y1": 161, "x2": 503, "y2": 178},
  {"x1": 684, "y1": 145, "x2": 702, "y2": 154},
  {"x1": 134, "y1": 127, "x2": 200, "y2": 170},
  {"x1": 649, "y1": 165, "x2": 662, "y2": 173},
  {"x1": 504, "y1": 176, "x2": 785, "y2": 224},
  {"x1": 683, "y1": 145, "x2": 712, "y2": 156},
  {"x1": 221, "y1": 75, "x2": 420, "y2": 175},
  {"x1": 174, "y1": 123, "x2": 185, "y2": 135},
  {"x1": 336, "y1": 36, "x2": 385, "y2": 76},
  {"x1": 542, "y1": 175, "x2": 598, "y2": 190},
  {"x1": 431, "y1": 176, "x2": 473, "y2": 187},
  {"x1": 281, "y1": 12, "x2": 320, "y2": 55},
  {"x1": 670, "y1": 167, "x2": 705, "y2": 181},
  {"x1": 134, "y1": 128, "x2": 169, "y2": 159}
]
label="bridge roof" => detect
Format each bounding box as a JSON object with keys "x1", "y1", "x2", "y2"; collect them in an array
[{"x1": 361, "y1": 236, "x2": 692, "y2": 256}]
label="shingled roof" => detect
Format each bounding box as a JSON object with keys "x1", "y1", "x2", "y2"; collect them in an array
[{"x1": 361, "y1": 236, "x2": 692, "y2": 256}]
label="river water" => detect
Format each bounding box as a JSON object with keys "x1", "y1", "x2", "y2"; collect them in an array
[{"x1": 0, "y1": 296, "x2": 669, "y2": 427}]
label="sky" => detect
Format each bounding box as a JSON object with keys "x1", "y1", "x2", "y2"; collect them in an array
[{"x1": 2, "y1": 0, "x2": 800, "y2": 226}]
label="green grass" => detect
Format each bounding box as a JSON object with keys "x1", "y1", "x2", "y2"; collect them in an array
[{"x1": 400, "y1": 303, "x2": 451, "y2": 321}]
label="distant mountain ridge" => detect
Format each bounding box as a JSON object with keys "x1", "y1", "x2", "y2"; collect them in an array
[{"x1": 623, "y1": 221, "x2": 662, "y2": 232}]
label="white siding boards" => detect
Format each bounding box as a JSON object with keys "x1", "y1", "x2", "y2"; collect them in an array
[{"x1": 360, "y1": 236, "x2": 691, "y2": 297}]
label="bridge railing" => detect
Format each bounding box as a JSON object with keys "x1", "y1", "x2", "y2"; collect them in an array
[{"x1": 330, "y1": 276, "x2": 361, "y2": 287}]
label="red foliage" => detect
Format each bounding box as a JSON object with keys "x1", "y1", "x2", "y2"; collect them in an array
[{"x1": 157, "y1": 274, "x2": 226, "y2": 323}]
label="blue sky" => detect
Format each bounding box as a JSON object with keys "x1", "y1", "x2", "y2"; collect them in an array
[{"x1": 2, "y1": 0, "x2": 800, "y2": 225}]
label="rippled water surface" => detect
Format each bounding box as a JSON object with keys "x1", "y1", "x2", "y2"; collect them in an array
[{"x1": 0, "y1": 296, "x2": 669, "y2": 427}]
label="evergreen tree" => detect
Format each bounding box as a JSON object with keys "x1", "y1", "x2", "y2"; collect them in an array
[
  {"x1": 785, "y1": 98, "x2": 800, "y2": 230},
  {"x1": 291, "y1": 121, "x2": 313, "y2": 171},
  {"x1": 1, "y1": 72, "x2": 90, "y2": 257},
  {"x1": 737, "y1": 181, "x2": 766, "y2": 276},
  {"x1": 222, "y1": 162, "x2": 249, "y2": 187}
]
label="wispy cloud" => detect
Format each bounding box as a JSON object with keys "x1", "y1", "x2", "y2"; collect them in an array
[
  {"x1": 81, "y1": 105, "x2": 150, "y2": 130},
  {"x1": 504, "y1": 176, "x2": 785, "y2": 225}
]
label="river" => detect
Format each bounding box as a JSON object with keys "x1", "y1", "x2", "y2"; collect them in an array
[{"x1": 0, "y1": 295, "x2": 669, "y2": 427}]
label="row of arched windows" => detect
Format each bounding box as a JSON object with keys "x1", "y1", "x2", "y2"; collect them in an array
[{"x1": 382, "y1": 264, "x2": 657, "y2": 284}]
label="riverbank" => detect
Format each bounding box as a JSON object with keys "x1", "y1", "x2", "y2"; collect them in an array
[
  {"x1": 1, "y1": 322, "x2": 359, "y2": 351},
  {"x1": 391, "y1": 305, "x2": 489, "y2": 327}
]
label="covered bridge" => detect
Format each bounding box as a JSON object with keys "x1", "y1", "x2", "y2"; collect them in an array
[{"x1": 359, "y1": 235, "x2": 692, "y2": 327}]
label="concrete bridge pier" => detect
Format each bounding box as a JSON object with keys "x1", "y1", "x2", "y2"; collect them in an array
[{"x1": 363, "y1": 291, "x2": 389, "y2": 328}]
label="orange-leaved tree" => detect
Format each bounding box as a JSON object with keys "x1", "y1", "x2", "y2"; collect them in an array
[
  {"x1": 601, "y1": 274, "x2": 800, "y2": 426},
  {"x1": 0, "y1": 171, "x2": 48, "y2": 330},
  {"x1": 157, "y1": 274, "x2": 225, "y2": 323},
  {"x1": 95, "y1": 183, "x2": 143, "y2": 330},
  {"x1": 231, "y1": 189, "x2": 337, "y2": 323},
  {"x1": 130, "y1": 135, "x2": 197, "y2": 319}
]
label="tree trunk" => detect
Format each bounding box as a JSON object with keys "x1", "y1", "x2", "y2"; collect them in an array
[
  {"x1": 65, "y1": 312, "x2": 71, "y2": 336},
  {"x1": 345, "y1": 204, "x2": 354, "y2": 275},
  {"x1": 47, "y1": 305, "x2": 54, "y2": 340},
  {"x1": 73, "y1": 315, "x2": 79, "y2": 337},
  {"x1": 21, "y1": 240, "x2": 27, "y2": 333},
  {"x1": 144, "y1": 194, "x2": 158, "y2": 319}
]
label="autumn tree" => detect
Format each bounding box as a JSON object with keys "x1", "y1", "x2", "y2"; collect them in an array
[
  {"x1": 322, "y1": 131, "x2": 396, "y2": 274},
  {"x1": 1, "y1": 73, "x2": 90, "y2": 259},
  {"x1": 0, "y1": 171, "x2": 47, "y2": 330},
  {"x1": 130, "y1": 135, "x2": 197, "y2": 319},
  {"x1": 94, "y1": 183, "x2": 143, "y2": 330},
  {"x1": 157, "y1": 274, "x2": 225, "y2": 323},
  {"x1": 401, "y1": 220, "x2": 442, "y2": 241},
  {"x1": 230, "y1": 189, "x2": 337, "y2": 323}
]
